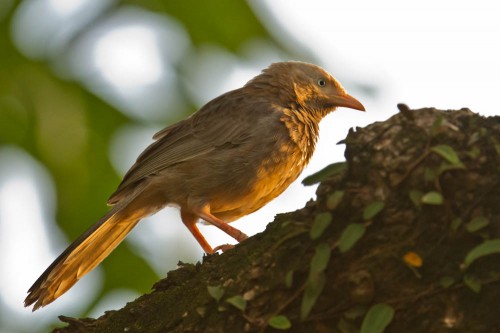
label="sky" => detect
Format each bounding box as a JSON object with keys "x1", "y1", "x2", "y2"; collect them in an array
[{"x1": 1, "y1": 0, "x2": 499, "y2": 331}]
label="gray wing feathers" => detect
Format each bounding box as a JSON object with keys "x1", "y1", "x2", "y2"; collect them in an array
[{"x1": 108, "y1": 89, "x2": 267, "y2": 204}]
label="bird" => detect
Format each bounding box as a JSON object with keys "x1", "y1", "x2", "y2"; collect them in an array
[{"x1": 24, "y1": 61, "x2": 365, "y2": 310}]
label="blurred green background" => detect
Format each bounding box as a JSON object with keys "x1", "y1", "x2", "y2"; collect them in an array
[{"x1": 0, "y1": 1, "x2": 321, "y2": 332}]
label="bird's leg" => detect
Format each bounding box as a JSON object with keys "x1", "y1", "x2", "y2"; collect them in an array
[
  {"x1": 181, "y1": 204, "x2": 248, "y2": 253},
  {"x1": 195, "y1": 204, "x2": 249, "y2": 242},
  {"x1": 180, "y1": 209, "x2": 214, "y2": 254}
]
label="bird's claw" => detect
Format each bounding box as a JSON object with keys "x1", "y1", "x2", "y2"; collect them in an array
[{"x1": 213, "y1": 244, "x2": 235, "y2": 253}]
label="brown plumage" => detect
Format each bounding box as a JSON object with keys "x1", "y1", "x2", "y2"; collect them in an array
[{"x1": 24, "y1": 61, "x2": 365, "y2": 310}]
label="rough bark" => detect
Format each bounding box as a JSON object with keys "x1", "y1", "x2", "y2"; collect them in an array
[{"x1": 54, "y1": 105, "x2": 500, "y2": 333}]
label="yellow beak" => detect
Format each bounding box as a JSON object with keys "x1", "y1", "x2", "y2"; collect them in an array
[{"x1": 331, "y1": 93, "x2": 365, "y2": 111}]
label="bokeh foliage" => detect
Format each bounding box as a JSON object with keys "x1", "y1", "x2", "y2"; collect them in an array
[{"x1": 0, "y1": 0, "x2": 283, "y2": 328}]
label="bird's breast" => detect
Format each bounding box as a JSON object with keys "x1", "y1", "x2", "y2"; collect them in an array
[
  {"x1": 210, "y1": 136, "x2": 311, "y2": 221},
  {"x1": 208, "y1": 109, "x2": 320, "y2": 221}
]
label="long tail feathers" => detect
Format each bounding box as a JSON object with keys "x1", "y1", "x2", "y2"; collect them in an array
[{"x1": 24, "y1": 192, "x2": 151, "y2": 311}]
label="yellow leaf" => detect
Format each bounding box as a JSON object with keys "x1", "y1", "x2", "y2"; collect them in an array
[{"x1": 403, "y1": 251, "x2": 422, "y2": 267}]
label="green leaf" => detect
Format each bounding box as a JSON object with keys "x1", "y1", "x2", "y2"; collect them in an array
[
  {"x1": 310, "y1": 212, "x2": 332, "y2": 239},
  {"x1": 421, "y1": 191, "x2": 443, "y2": 205},
  {"x1": 463, "y1": 239, "x2": 500, "y2": 268},
  {"x1": 424, "y1": 167, "x2": 436, "y2": 182},
  {"x1": 226, "y1": 295, "x2": 246, "y2": 311},
  {"x1": 300, "y1": 243, "x2": 333, "y2": 320},
  {"x1": 450, "y1": 217, "x2": 463, "y2": 231},
  {"x1": 439, "y1": 276, "x2": 455, "y2": 288},
  {"x1": 302, "y1": 162, "x2": 347, "y2": 185},
  {"x1": 310, "y1": 243, "x2": 332, "y2": 275},
  {"x1": 268, "y1": 315, "x2": 292, "y2": 330},
  {"x1": 438, "y1": 161, "x2": 466, "y2": 175},
  {"x1": 465, "y1": 216, "x2": 490, "y2": 233},
  {"x1": 196, "y1": 306, "x2": 207, "y2": 317},
  {"x1": 466, "y1": 146, "x2": 481, "y2": 159},
  {"x1": 285, "y1": 270, "x2": 294, "y2": 288},
  {"x1": 463, "y1": 275, "x2": 481, "y2": 293},
  {"x1": 300, "y1": 272, "x2": 326, "y2": 320},
  {"x1": 327, "y1": 190, "x2": 345, "y2": 210},
  {"x1": 431, "y1": 144, "x2": 462, "y2": 165},
  {"x1": 339, "y1": 223, "x2": 366, "y2": 253},
  {"x1": 360, "y1": 303, "x2": 395, "y2": 333},
  {"x1": 430, "y1": 115, "x2": 443, "y2": 136},
  {"x1": 207, "y1": 285, "x2": 224, "y2": 302},
  {"x1": 409, "y1": 190, "x2": 423, "y2": 208},
  {"x1": 363, "y1": 201, "x2": 385, "y2": 220}
]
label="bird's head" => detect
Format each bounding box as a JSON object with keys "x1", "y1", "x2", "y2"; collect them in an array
[
  {"x1": 288, "y1": 61, "x2": 365, "y2": 115},
  {"x1": 256, "y1": 61, "x2": 365, "y2": 116}
]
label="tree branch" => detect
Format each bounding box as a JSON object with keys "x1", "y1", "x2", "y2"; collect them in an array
[{"x1": 54, "y1": 105, "x2": 500, "y2": 333}]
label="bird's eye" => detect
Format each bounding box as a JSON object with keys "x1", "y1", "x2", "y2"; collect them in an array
[{"x1": 317, "y1": 79, "x2": 326, "y2": 87}]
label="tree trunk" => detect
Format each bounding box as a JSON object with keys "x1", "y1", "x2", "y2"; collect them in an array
[{"x1": 54, "y1": 105, "x2": 500, "y2": 333}]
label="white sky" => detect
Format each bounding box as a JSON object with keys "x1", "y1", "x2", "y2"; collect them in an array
[
  {"x1": 2, "y1": 0, "x2": 500, "y2": 331},
  {"x1": 254, "y1": 0, "x2": 500, "y2": 117}
]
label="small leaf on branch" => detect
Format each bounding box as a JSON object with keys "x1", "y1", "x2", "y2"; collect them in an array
[
  {"x1": 421, "y1": 191, "x2": 443, "y2": 205},
  {"x1": 338, "y1": 223, "x2": 366, "y2": 253},
  {"x1": 300, "y1": 272, "x2": 326, "y2": 321},
  {"x1": 465, "y1": 216, "x2": 489, "y2": 233},
  {"x1": 268, "y1": 315, "x2": 292, "y2": 330},
  {"x1": 310, "y1": 212, "x2": 332, "y2": 239},
  {"x1": 363, "y1": 201, "x2": 385, "y2": 220},
  {"x1": 327, "y1": 190, "x2": 344, "y2": 210},
  {"x1": 302, "y1": 162, "x2": 347, "y2": 185},
  {"x1": 310, "y1": 243, "x2": 332, "y2": 275},
  {"x1": 226, "y1": 295, "x2": 246, "y2": 311},
  {"x1": 207, "y1": 285, "x2": 224, "y2": 303},
  {"x1": 360, "y1": 303, "x2": 395, "y2": 333},
  {"x1": 431, "y1": 144, "x2": 462, "y2": 165},
  {"x1": 463, "y1": 239, "x2": 500, "y2": 268}
]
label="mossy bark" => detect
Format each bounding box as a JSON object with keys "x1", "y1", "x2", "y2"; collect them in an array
[{"x1": 54, "y1": 106, "x2": 500, "y2": 333}]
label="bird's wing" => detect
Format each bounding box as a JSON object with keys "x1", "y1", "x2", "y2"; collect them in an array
[{"x1": 107, "y1": 88, "x2": 263, "y2": 204}]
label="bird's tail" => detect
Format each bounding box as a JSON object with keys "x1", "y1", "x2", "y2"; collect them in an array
[{"x1": 24, "y1": 189, "x2": 154, "y2": 311}]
